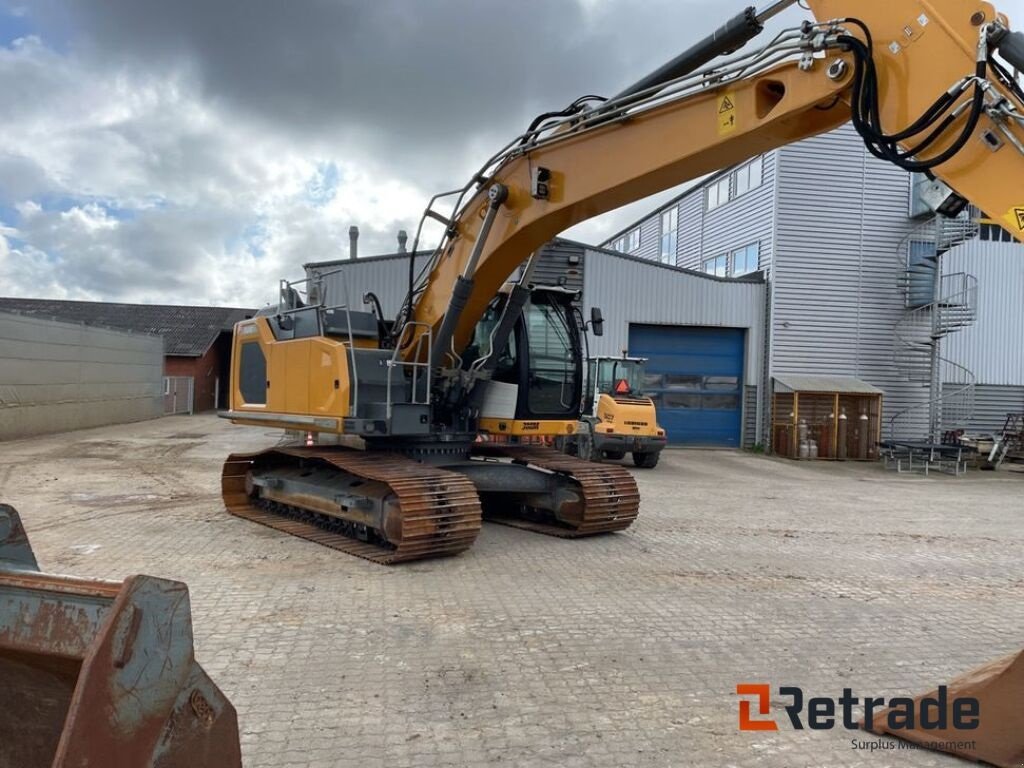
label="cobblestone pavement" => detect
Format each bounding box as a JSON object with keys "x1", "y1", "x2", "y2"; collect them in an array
[{"x1": 1, "y1": 414, "x2": 1022, "y2": 767}]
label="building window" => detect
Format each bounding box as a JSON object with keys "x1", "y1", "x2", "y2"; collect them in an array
[
  {"x1": 707, "y1": 156, "x2": 764, "y2": 210},
  {"x1": 613, "y1": 228, "x2": 640, "y2": 253},
  {"x1": 660, "y1": 208, "x2": 678, "y2": 264},
  {"x1": 706, "y1": 176, "x2": 731, "y2": 210},
  {"x1": 732, "y1": 242, "x2": 759, "y2": 276},
  {"x1": 735, "y1": 156, "x2": 763, "y2": 197},
  {"x1": 621, "y1": 228, "x2": 641, "y2": 252},
  {"x1": 702, "y1": 254, "x2": 728, "y2": 277}
]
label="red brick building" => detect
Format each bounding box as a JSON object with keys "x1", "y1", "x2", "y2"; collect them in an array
[{"x1": 0, "y1": 299, "x2": 254, "y2": 413}]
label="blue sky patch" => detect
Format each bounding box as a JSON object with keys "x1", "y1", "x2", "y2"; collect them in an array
[
  {"x1": 305, "y1": 162, "x2": 340, "y2": 207},
  {"x1": 0, "y1": 4, "x2": 33, "y2": 47}
]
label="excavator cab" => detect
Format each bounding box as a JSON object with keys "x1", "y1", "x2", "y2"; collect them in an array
[{"x1": 472, "y1": 286, "x2": 584, "y2": 436}]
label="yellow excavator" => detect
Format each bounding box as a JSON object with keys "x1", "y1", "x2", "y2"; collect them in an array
[{"x1": 222, "y1": 0, "x2": 1024, "y2": 563}]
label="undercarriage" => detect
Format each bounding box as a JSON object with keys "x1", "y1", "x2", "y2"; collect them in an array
[{"x1": 221, "y1": 441, "x2": 640, "y2": 564}]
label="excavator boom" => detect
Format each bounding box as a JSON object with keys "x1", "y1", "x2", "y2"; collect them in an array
[{"x1": 410, "y1": 0, "x2": 1024, "y2": 365}]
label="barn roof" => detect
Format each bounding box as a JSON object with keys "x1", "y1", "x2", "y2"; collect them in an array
[{"x1": 0, "y1": 298, "x2": 255, "y2": 357}]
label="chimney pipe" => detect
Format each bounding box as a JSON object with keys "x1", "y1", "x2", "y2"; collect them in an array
[
  {"x1": 348, "y1": 226, "x2": 359, "y2": 260},
  {"x1": 397, "y1": 230, "x2": 408, "y2": 254}
]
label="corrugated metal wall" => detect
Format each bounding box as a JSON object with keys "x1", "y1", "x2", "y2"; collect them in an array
[
  {"x1": 528, "y1": 240, "x2": 585, "y2": 296},
  {"x1": 684, "y1": 154, "x2": 778, "y2": 271},
  {"x1": 610, "y1": 153, "x2": 779, "y2": 272},
  {"x1": 772, "y1": 124, "x2": 927, "y2": 434},
  {"x1": 0, "y1": 312, "x2": 163, "y2": 440},
  {"x1": 943, "y1": 384, "x2": 1024, "y2": 433},
  {"x1": 307, "y1": 254, "x2": 429, "y2": 321},
  {"x1": 306, "y1": 242, "x2": 584, "y2": 322},
  {"x1": 594, "y1": 122, "x2": 1024, "y2": 443},
  {"x1": 743, "y1": 385, "x2": 758, "y2": 449},
  {"x1": 943, "y1": 241, "x2": 1024, "y2": 386},
  {"x1": 582, "y1": 249, "x2": 766, "y2": 383}
]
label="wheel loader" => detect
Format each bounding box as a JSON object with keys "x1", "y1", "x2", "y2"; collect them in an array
[
  {"x1": 220, "y1": 0, "x2": 1024, "y2": 563},
  {"x1": 560, "y1": 355, "x2": 667, "y2": 468}
]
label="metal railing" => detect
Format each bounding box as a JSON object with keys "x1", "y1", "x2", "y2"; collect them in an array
[
  {"x1": 386, "y1": 322, "x2": 433, "y2": 421},
  {"x1": 277, "y1": 270, "x2": 363, "y2": 415}
]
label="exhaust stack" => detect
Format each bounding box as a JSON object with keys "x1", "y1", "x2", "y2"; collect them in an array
[{"x1": 348, "y1": 226, "x2": 359, "y2": 260}]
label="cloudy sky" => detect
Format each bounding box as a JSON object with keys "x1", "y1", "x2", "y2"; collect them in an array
[{"x1": 1, "y1": 1, "x2": 1021, "y2": 308}]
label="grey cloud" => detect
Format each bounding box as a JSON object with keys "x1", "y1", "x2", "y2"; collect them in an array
[
  {"x1": 34, "y1": 0, "x2": 730, "y2": 188},
  {"x1": 3, "y1": 0, "x2": 817, "y2": 306},
  {"x1": 0, "y1": 154, "x2": 54, "y2": 202}
]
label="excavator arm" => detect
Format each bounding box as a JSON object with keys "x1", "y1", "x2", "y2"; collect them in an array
[{"x1": 408, "y1": 0, "x2": 1024, "y2": 368}]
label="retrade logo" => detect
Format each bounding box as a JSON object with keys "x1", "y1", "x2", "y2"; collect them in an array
[
  {"x1": 736, "y1": 684, "x2": 980, "y2": 732},
  {"x1": 736, "y1": 684, "x2": 778, "y2": 731}
]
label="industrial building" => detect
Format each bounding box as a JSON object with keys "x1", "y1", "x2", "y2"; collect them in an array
[
  {"x1": 0, "y1": 299, "x2": 254, "y2": 414},
  {"x1": 602, "y1": 123, "x2": 1024, "y2": 444}
]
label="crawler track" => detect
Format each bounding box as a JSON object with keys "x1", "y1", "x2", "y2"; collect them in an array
[
  {"x1": 222, "y1": 448, "x2": 482, "y2": 564},
  {"x1": 470, "y1": 444, "x2": 640, "y2": 536}
]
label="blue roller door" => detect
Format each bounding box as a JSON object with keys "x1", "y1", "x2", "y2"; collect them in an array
[{"x1": 629, "y1": 325, "x2": 746, "y2": 447}]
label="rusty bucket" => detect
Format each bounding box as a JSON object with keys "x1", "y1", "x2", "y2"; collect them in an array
[
  {"x1": 866, "y1": 649, "x2": 1024, "y2": 768},
  {"x1": 0, "y1": 504, "x2": 242, "y2": 768}
]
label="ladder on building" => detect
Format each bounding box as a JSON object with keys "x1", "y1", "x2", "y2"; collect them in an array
[{"x1": 890, "y1": 213, "x2": 979, "y2": 445}]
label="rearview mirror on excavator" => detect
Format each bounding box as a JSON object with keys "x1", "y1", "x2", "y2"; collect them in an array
[{"x1": 590, "y1": 307, "x2": 604, "y2": 337}]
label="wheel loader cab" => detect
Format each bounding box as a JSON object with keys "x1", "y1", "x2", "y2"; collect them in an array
[{"x1": 588, "y1": 357, "x2": 646, "y2": 411}]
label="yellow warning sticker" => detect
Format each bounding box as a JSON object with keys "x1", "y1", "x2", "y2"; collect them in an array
[
  {"x1": 718, "y1": 92, "x2": 737, "y2": 136},
  {"x1": 1002, "y1": 206, "x2": 1024, "y2": 232}
]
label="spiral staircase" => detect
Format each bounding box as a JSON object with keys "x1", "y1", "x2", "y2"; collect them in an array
[{"x1": 889, "y1": 213, "x2": 979, "y2": 442}]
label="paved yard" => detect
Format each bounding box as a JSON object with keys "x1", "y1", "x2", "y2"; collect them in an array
[{"x1": 1, "y1": 414, "x2": 1022, "y2": 767}]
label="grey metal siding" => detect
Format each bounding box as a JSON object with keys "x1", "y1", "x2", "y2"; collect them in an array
[
  {"x1": 0, "y1": 312, "x2": 163, "y2": 440},
  {"x1": 942, "y1": 241, "x2": 1024, "y2": 386},
  {"x1": 693, "y1": 153, "x2": 777, "y2": 272},
  {"x1": 582, "y1": 249, "x2": 766, "y2": 391},
  {"x1": 634, "y1": 216, "x2": 662, "y2": 262},
  {"x1": 943, "y1": 384, "x2": 1024, "y2": 433},
  {"x1": 604, "y1": 153, "x2": 779, "y2": 274},
  {"x1": 531, "y1": 241, "x2": 585, "y2": 296},
  {"x1": 677, "y1": 191, "x2": 704, "y2": 269},
  {"x1": 771, "y1": 123, "x2": 925, "y2": 433},
  {"x1": 743, "y1": 385, "x2": 759, "y2": 449},
  {"x1": 307, "y1": 255, "x2": 429, "y2": 321}
]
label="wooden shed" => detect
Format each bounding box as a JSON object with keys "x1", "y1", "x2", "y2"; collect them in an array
[{"x1": 771, "y1": 375, "x2": 883, "y2": 460}]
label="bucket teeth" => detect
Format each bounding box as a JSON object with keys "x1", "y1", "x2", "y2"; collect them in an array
[{"x1": 222, "y1": 447, "x2": 483, "y2": 565}]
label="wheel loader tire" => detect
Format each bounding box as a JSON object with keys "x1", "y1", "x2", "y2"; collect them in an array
[
  {"x1": 632, "y1": 451, "x2": 660, "y2": 468},
  {"x1": 577, "y1": 429, "x2": 595, "y2": 462},
  {"x1": 604, "y1": 451, "x2": 626, "y2": 461}
]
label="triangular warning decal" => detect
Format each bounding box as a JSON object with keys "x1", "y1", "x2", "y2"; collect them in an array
[
  {"x1": 719, "y1": 96, "x2": 735, "y2": 113},
  {"x1": 1015, "y1": 207, "x2": 1024, "y2": 230}
]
